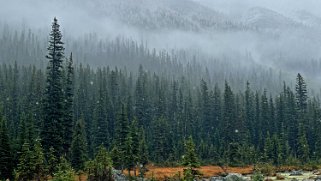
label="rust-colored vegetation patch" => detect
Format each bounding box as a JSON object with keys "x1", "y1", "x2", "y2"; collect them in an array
[
  {"x1": 144, "y1": 165, "x2": 254, "y2": 180},
  {"x1": 74, "y1": 174, "x2": 87, "y2": 181}
]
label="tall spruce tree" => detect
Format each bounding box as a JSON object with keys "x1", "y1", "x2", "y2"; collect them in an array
[
  {"x1": 182, "y1": 136, "x2": 201, "y2": 181},
  {"x1": 15, "y1": 139, "x2": 46, "y2": 181},
  {"x1": 295, "y1": 73, "x2": 308, "y2": 114},
  {"x1": 70, "y1": 119, "x2": 88, "y2": 171},
  {"x1": 42, "y1": 17, "x2": 66, "y2": 157},
  {"x1": 63, "y1": 53, "x2": 74, "y2": 155},
  {"x1": 113, "y1": 104, "x2": 129, "y2": 171},
  {"x1": 0, "y1": 117, "x2": 13, "y2": 180}
]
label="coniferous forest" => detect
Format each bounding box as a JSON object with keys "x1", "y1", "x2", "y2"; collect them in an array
[{"x1": 1, "y1": 10, "x2": 321, "y2": 181}]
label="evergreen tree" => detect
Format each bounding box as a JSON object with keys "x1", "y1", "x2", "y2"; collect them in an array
[
  {"x1": 53, "y1": 157, "x2": 75, "y2": 181},
  {"x1": 93, "y1": 69, "x2": 109, "y2": 149},
  {"x1": 110, "y1": 145, "x2": 121, "y2": 170},
  {"x1": 0, "y1": 117, "x2": 13, "y2": 180},
  {"x1": 297, "y1": 123, "x2": 309, "y2": 163},
  {"x1": 32, "y1": 139, "x2": 46, "y2": 181},
  {"x1": 152, "y1": 116, "x2": 170, "y2": 163},
  {"x1": 295, "y1": 73, "x2": 308, "y2": 114},
  {"x1": 86, "y1": 145, "x2": 113, "y2": 181},
  {"x1": 15, "y1": 139, "x2": 45, "y2": 181},
  {"x1": 42, "y1": 17, "x2": 66, "y2": 156},
  {"x1": 200, "y1": 79, "x2": 211, "y2": 137},
  {"x1": 124, "y1": 118, "x2": 140, "y2": 176},
  {"x1": 138, "y1": 128, "x2": 148, "y2": 177},
  {"x1": 182, "y1": 136, "x2": 201, "y2": 181},
  {"x1": 47, "y1": 146, "x2": 58, "y2": 176},
  {"x1": 63, "y1": 52, "x2": 74, "y2": 155},
  {"x1": 15, "y1": 142, "x2": 33, "y2": 180},
  {"x1": 71, "y1": 119, "x2": 88, "y2": 171},
  {"x1": 114, "y1": 104, "x2": 129, "y2": 171}
]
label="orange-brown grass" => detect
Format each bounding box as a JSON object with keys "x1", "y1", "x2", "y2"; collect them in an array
[
  {"x1": 74, "y1": 174, "x2": 87, "y2": 181},
  {"x1": 138, "y1": 165, "x2": 254, "y2": 180}
]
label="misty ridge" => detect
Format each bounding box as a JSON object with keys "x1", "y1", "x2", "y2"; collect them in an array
[{"x1": 1, "y1": 0, "x2": 321, "y2": 93}]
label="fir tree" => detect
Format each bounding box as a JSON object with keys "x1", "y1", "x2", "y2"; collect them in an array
[
  {"x1": 297, "y1": 123, "x2": 309, "y2": 163},
  {"x1": 114, "y1": 104, "x2": 129, "y2": 171},
  {"x1": 15, "y1": 139, "x2": 46, "y2": 181},
  {"x1": 295, "y1": 73, "x2": 308, "y2": 114},
  {"x1": 124, "y1": 118, "x2": 140, "y2": 176},
  {"x1": 71, "y1": 119, "x2": 88, "y2": 171},
  {"x1": 52, "y1": 157, "x2": 75, "y2": 181},
  {"x1": 63, "y1": 53, "x2": 74, "y2": 155},
  {"x1": 86, "y1": 145, "x2": 113, "y2": 181},
  {"x1": 0, "y1": 117, "x2": 13, "y2": 180},
  {"x1": 138, "y1": 128, "x2": 148, "y2": 171},
  {"x1": 47, "y1": 146, "x2": 58, "y2": 176},
  {"x1": 182, "y1": 136, "x2": 201, "y2": 181},
  {"x1": 15, "y1": 142, "x2": 33, "y2": 180},
  {"x1": 42, "y1": 17, "x2": 66, "y2": 157},
  {"x1": 93, "y1": 69, "x2": 109, "y2": 149},
  {"x1": 32, "y1": 139, "x2": 46, "y2": 181}
]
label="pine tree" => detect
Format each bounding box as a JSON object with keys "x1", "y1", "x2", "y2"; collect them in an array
[
  {"x1": 15, "y1": 139, "x2": 46, "y2": 181},
  {"x1": 152, "y1": 117, "x2": 170, "y2": 163},
  {"x1": 125, "y1": 132, "x2": 134, "y2": 176},
  {"x1": 200, "y1": 79, "x2": 211, "y2": 137},
  {"x1": 47, "y1": 146, "x2": 58, "y2": 176},
  {"x1": 124, "y1": 118, "x2": 140, "y2": 176},
  {"x1": 114, "y1": 104, "x2": 129, "y2": 171},
  {"x1": 93, "y1": 69, "x2": 109, "y2": 149},
  {"x1": 53, "y1": 157, "x2": 75, "y2": 181},
  {"x1": 297, "y1": 123, "x2": 309, "y2": 163},
  {"x1": 295, "y1": 73, "x2": 308, "y2": 114},
  {"x1": 110, "y1": 145, "x2": 121, "y2": 170},
  {"x1": 15, "y1": 142, "x2": 33, "y2": 180},
  {"x1": 63, "y1": 53, "x2": 74, "y2": 155},
  {"x1": 0, "y1": 117, "x2": 13, "y2": 180},
  {"x1": 42, "y1": 17, "x2": 66, "y2": 156},
  {"x1": 86, "y1": 145, "x2": 113, "y2": 181},
  {"x1": 32, "y1": 139, "x2": 46, "y2": 180},
  {"x1": 182, "y1": 136, "x2": 200, "y2": 181},
  {"x1": 138, "y1": 128, "x2": 148, "y2": 177},
  {"x1": 71, "y1": 119, "x2": 88, "y2": 171}
]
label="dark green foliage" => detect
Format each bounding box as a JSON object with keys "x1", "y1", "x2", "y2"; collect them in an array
[
  {"x1": 297, "y1": 123, "x2": 309, "y2": 162},
  {"x1": 182, "y1": 136, "x2": 200, "y2": 168},
  {"x1": 93, "y1": 69, "x2": 109, "y2": 149},
  {"x1": 15, "y1": 142, "x2": 33, "y2": 180},
  {"x1": 138, "y1": 128, "x2": 148, "y2": 167},
  {"x1": 0, "y1": 118, "x2": 13, "y2": 180},
  {"x1": 110, "y1": 145, "x2": 121, "y2": 170},
  {"x1": 71, "y1": 119, "x2": 88, "y2": 171},
  {"x1": 47, "y1": 146, "x2": 58, "y2": 176},
  {"x1": 52, "y1": 157, "x2": 75, "y2": 181},
  {"x1": 3, "y1": 18, "x2": 321, "y2": 173},
  {"x1": 15, "y1": 139, "x2": 46, "y2": 181},
  {"x1": 63, "y1": 53, "x2": 75, "y2": 155},
  {"x1": 152, "y1": 116, "x2": 171, "y2": 163},
  {"x1": 42, "y1": 17, "x2": 66, "y2": 156},
  {"x1": 296, "y1": 73, "x2": 308, "y2": 114},
  {"x1": 86, "y1": 145, "x2": 113, "y2": 181},
  {"x1": 113, "y1": 104, "x2": 129, "y2": 170},
  {"x1": 182, "y1": 136, "x2": 201, "y2": 181},
  {"x1": 124, "y1": 118, "x2": 140, "y2": 176}
]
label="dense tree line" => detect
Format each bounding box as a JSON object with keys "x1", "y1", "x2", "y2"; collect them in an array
[
  {"x1": 0, "y1": 22, "x2": 297, "y2": 94},
  {"x1": 1, "y1": 18, "x2": 321, "y2": 180}
]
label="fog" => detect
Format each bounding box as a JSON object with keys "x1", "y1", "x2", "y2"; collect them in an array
[{"x1": 1, "y1": 0, "x2": 321, "y2": 90}]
